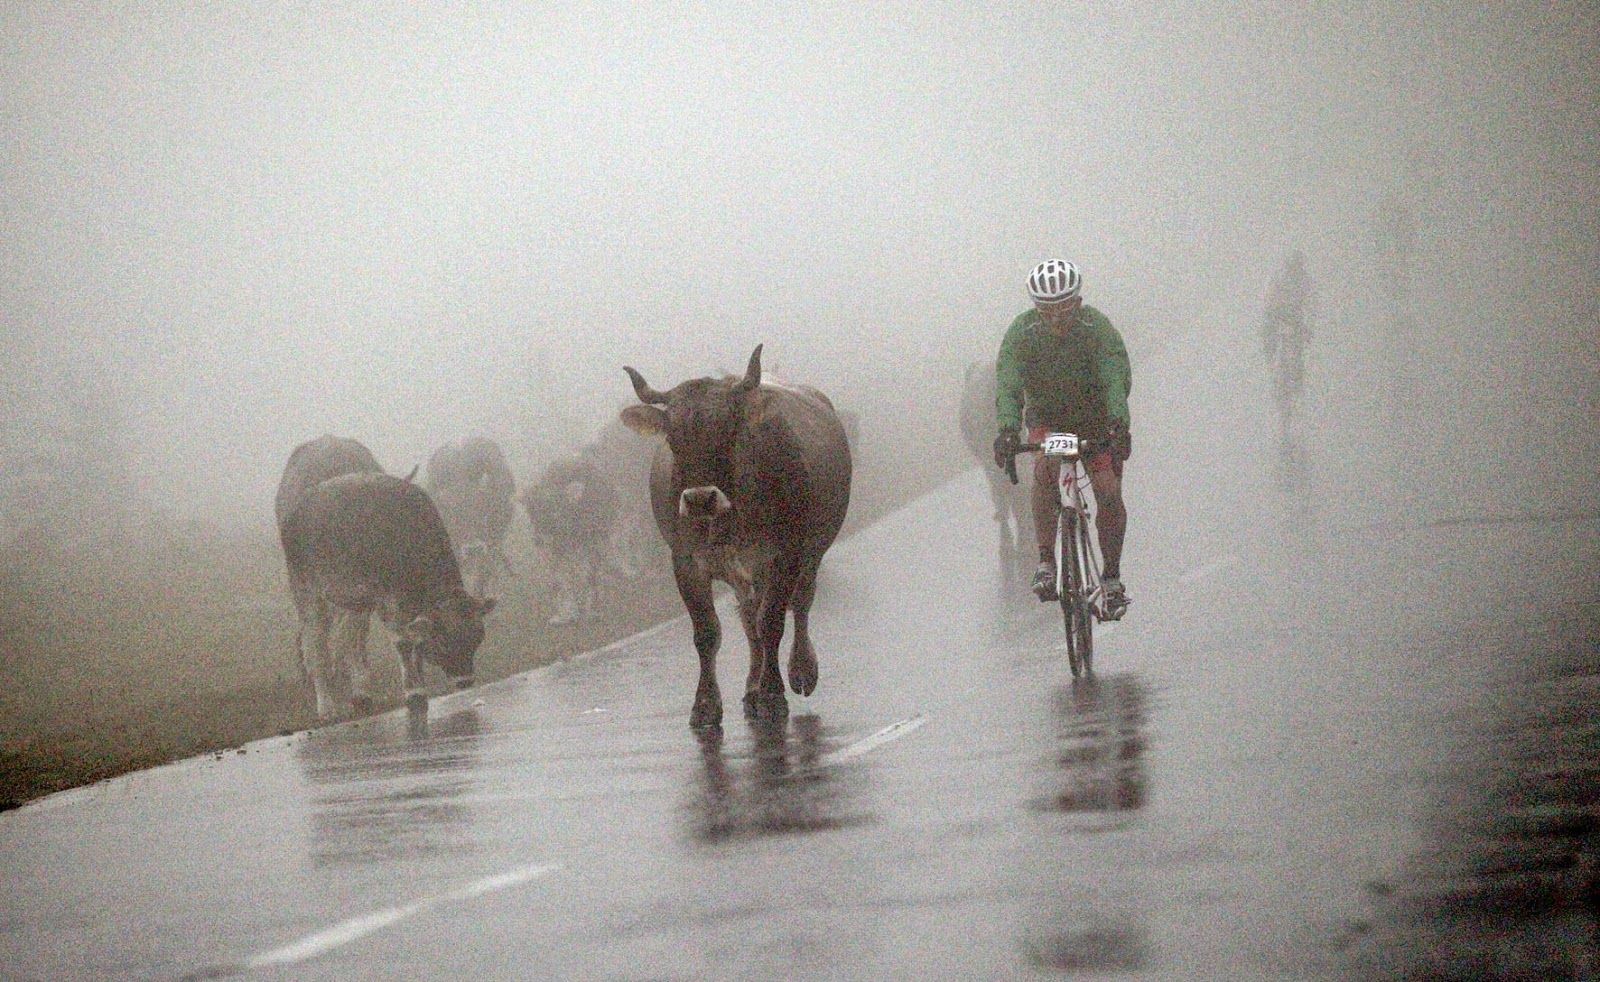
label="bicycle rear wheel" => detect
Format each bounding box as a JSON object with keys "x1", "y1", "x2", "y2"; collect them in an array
[{"x1": 1058, "y1": 515, "x2": 1093, "y2": 677}]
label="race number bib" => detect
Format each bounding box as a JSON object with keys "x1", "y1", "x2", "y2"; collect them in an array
[{"x1": 1041, "y1": 433, "x2": 1080, "y2": 458}]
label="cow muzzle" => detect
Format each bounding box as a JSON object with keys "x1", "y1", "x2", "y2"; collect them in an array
[
  {"x1": 679, "y1": 486, "x2": 732, "y2": 520},
  {"x1": 452, "y1": 675, "x2": 475, "y2": 691}
]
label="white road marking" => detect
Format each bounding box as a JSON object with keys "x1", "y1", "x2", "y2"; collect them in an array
[
  {"x1": 818, "y1": 715, "x2": 927, "y2": 766},
  {"x1": 1177, "y1": 553, "x2": 1240, "y2": 583},
  {"x1": 243, "y1": 863, "x2": 558, "y2": 970}
]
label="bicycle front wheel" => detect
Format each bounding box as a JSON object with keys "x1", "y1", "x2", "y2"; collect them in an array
[
  {"x1": 1071, "y1": 508, "x2": 1095, "y2": 674},
  {"x1": 1058, "y1": 514, "x2": 1092, "y2": 677}
]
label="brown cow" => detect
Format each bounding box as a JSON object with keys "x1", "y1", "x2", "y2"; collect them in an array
[
  {"x1": 279, "y1": 471, "x2": 495, "y2": 719},
  {"x1": 521, "y1": 453, "x2": 623, "y2": 625},
  {"x1": 424, "y1": 436, "x2": 517, "y2": 599},
  {"x1": 621, "y1": 345, "x2": 851, "y2": 728},
  {"x1": 275, "y1": 435, "x2": 385, "y2": 707}
]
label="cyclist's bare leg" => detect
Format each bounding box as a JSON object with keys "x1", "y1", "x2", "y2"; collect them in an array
[
  {"x1": 1031, "y1": 452, "x2": 1063, "y2": 564},
  {"x1": 1087, "y1": 461, "x2": 1126, "y2": 580}
]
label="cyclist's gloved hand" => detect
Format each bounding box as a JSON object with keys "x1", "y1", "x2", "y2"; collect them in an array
[
  {"x1": 1107, "y1": 423, "x2": 1132, "y2": 461},
  {"x1": 993, "y1": 429, "x2": 1020, "y2": 471}
]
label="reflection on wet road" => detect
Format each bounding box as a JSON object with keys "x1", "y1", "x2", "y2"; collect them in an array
[
  {"x1": 0, "y1": 470, "x2": 1594, "y2": 979},
  {"x1": 1022, "y1": 674, "x2": 1154, "y2": 973},
  {"x1": 688, "y1": 715, "x2": 870, "y2": 842},
  {"x1": 1341, "y1": 611, "x2": 1600, "y2": 979},
  {"x1": 1035, "y1": 675, "x2": 1151, "y2": 821},
  {"x1": 299, "y1": 708, "x2": 487, "y2": 867}
]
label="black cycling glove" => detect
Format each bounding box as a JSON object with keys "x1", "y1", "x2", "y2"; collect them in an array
[
  {"x1": 1107, "y1": 424, "x2": 1132, "y2": 461},
  {"x1": 993, "y1": 429, "x2": 1020, "y2": 471}
]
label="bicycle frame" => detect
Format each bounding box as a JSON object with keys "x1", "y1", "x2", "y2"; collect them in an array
[
  {"x1": 1012, "y1": 432, "x2": 1106, "y2": 677},
  {"x1": 1041, "y1": 436, "x2": 1105, "y2": 621}
]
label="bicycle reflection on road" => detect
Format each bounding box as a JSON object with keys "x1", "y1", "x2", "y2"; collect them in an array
[
  {"x1": 1036, "y1": 673, "x2": 1151, "y2": 818},
  {"x1": 685, "y1": 714, "x2": 871, "y2": 843},
  {"x1": 1021, "y1": 673, "x2": 1155, "y2": 973}
]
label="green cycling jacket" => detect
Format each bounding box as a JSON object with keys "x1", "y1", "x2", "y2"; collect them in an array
[{"x1": 995, "y1": 303, "x2": 1131, "y2": 436}]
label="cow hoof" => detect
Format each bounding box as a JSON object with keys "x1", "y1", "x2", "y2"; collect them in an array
[
  {"x1": 405, "y1": 692, "x2": 428, "y2": 715},
  {"x1": 787, "y1": 656, "x2": 818, "y2": 697},
  {"x1": 743, "y1": 690, "x2": 789, "y2": 721},
  {"x1": 349, "y1": 694, "x2": 375, "y2": 716},
  {"x1": 690, "y1": 698, "x2": 723, "y2": 731}
]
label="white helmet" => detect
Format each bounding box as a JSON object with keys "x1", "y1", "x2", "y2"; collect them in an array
[{"x1": 1027, "y1": 260, "x2": 1082, "y2": 303}]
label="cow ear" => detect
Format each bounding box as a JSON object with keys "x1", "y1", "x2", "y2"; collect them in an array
[{"x1": 621, "y1": 405, "x2": 667, "y2": 436}]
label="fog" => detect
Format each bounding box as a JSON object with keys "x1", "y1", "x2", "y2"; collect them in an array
[{"x1": 3, "y1": 2, "x2": 1596, "y2": 534}]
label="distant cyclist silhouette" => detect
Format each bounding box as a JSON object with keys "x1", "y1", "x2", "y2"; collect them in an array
[{"x1": 1260, "y1": 250, "x2": 1314, "y2": 489}]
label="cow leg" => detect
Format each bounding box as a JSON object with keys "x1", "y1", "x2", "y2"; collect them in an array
[
  {"x1": 674, "y1": 555, "x2": 723, "y2": 730},
  {"x1": 583, "y1": 544, "x2": 601, "y2": 619},
  {"x1": 397, "y1": 639, "x2": 428, "y2": 713},
  {"x1": 745, "y1": 552, "x2": 801, "y2": 722},
  {"x1": 984, "y1": 467, "x2": 1010, "y2": 522},
  {"x1": 298, "y1": 593, "x2": 340, "y2": 721},
  {"x1": 341, "y1": 611, "x2": 375, "y2": 715},
  {"x1": 987, "y1": 470, "x2": 1017, "y2": 585},
  {"x1": 724, "y1": 559, "x2": 762, "y2": 704},
  {"x1": 787, "y1": 557, "x2": 823, "y2": 697},
  {"x1": 606, "y1": 520, "x2": 639, "y2": 579},
  {"x1": 550, "y1": 549, "x2": 580, "y2": 625}
]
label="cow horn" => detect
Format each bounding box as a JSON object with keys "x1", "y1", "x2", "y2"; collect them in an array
[
  {"x1": 736, "y1": 344, "x2": 763, "y2": 393},
  {"x1": 402, "y1": 464, "x2": 419, "y2": 483},
  {"x1": 624, "y1": 366, "x2": 668, "y2": 405}
]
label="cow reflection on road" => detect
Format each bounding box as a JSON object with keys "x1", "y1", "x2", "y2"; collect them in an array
[
  {"x1": 686, "y1": 715, "x2": 870, "y2": 843},
  {"x1": 296, "y1": 709, "x2": 486, "y2": 868}
]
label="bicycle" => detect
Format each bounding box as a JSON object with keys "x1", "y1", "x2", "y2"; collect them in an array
[{"x1": 1005, "y1": 432, "x2": 1108, "y2": 677}]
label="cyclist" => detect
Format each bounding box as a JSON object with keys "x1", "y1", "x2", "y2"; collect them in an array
[{"x1": 991, "y1": 260, "x2": 1133, "y2": 618}]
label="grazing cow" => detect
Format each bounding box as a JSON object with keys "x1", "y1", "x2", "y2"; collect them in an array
[
  {"x1": 959, "y1": 360, "x2": 1030, "y2": 590},
  {"x1": 274, "y1": 435, "x2": 384, "y2": 528},
  {"x1": 275, "y1": 435, "x2": 385, "y2": 704},
  {"x1": 424, "y1": 436, "x2": 517, "y2": 598},
  {"x1": 521, "y1": 454, "x2": 623, "y2": 625},
  {"x1": 621, "y1": 345, "x2": 851, "y2": 728},
  {"x1": 279, "y1": 471, "x2": 496, "y2": 718}
]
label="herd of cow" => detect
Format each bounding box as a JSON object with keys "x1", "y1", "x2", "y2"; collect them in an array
[{"x1": 273, "y1": 346, "x2": 854, "y2": 730}]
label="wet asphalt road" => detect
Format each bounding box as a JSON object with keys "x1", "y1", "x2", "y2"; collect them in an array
[{"x1": 1, "y1": 468, "x2": 1595, "y2": 980}]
